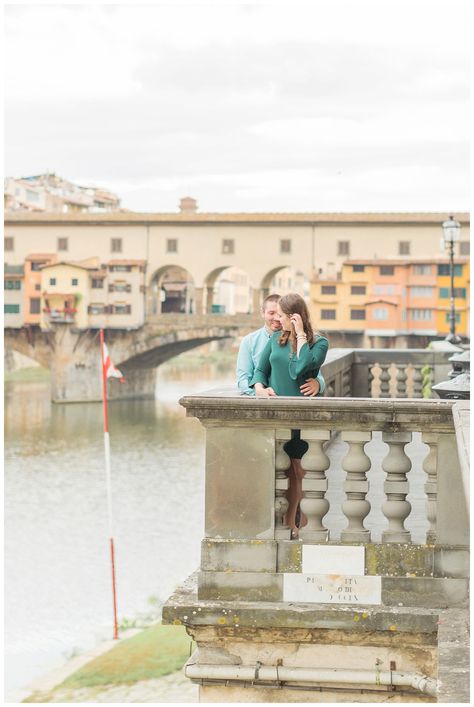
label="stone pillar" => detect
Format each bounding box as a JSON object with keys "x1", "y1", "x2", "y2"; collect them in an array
[
  {"x1": 206, "y1": 287, "x2": 214, "y2": 314},
  {"x1": 422, "y1": 433, "x2": 438, "y2": 544},
  {"x1": 194, "y1": 287, "x2": 205, "y2": 314},
  {"x1": 381, "y1": 432, "x2": 412, "y2": 543},
  {"x1": 340, "y1": 430, "x2": 372, "y2": 542},
  {"x1": 435, "y1": 432, "x2": 469, "y2": 546},
  {"x1": 395, "y1": 364, "x2": 408, "y2": 397},
  {"x1": 274, "y1": 429, "x2": 290, "y2": 540},
  {"x1": 203, "y1": 426, "x2": 275, "y2": 541},
  {"x1": 300, "y1": 430, "x2": 331, "y2": 541}
]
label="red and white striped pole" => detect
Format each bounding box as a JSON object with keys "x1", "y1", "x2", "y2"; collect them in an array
[{"x1": 99, "y1": 328, "x2": 119, "y2": 640}]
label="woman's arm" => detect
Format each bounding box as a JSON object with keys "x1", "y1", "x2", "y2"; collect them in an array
[{"x1": 289, "y1": 336, "x2": 329, "y2": 380}]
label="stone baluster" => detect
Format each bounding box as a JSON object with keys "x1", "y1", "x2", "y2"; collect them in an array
[
  {"x1": 412, "y1": 365, "x2": 423, "y2": 398},
  {"x1": 381, "y1": 432, "x2": 412, "y2": 543},
  {"x1": 274, "y1": 429, "x2": 291, "y2": 540},
  {"x1": 368, "y1": 364, "x2": 375, "y2": 398},
  {"x1": 299, "y1": 430, "x2": 331, "y2": 542},
  {"x1": 422, "y1": 433, "x2": 438, "y2": 544},
  {"x1": 340, "y1": 431, "x2": 372, "y2": 542},
  {"x1": 395, "y1": 364, "x2": 408, "y2": 398},
  {"x1": 326, "y1": 381, "x2": 335, "y2": 397},
  {"x1": 379, "y1": 364, "x2": 391, "y2": 397},
  {"x1": 342, "y1": 369, "x2": 351, "y2": 397}
]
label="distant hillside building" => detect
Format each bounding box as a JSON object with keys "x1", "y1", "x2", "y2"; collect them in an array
[{"x1": 4, "y1": 173, "x2": 121, "y2": 214}]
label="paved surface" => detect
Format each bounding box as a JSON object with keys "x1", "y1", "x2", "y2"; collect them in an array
[{"x1": 24, "y1": 671, "x2": 199, "y2": 703}]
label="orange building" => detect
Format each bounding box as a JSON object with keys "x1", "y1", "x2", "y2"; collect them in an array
[
  {"x1": 23, "y1": 253, "x2": 57, "y2": 325},
  {"x1": 310, "y1": 258, "x2": 469, "y2": 346}
]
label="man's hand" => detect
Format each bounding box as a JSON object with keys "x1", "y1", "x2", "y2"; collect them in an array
[
  {"x1": 255, "y1": 383, "x2": 278, "y2": 398},
  {"x1": 300, "y1": 378, "x2": 320, "y2": 397}
]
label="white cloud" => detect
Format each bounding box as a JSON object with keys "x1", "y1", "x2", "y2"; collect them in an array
[{"x1": 4, "y1": 0, "x2": 469, "y2": 212}]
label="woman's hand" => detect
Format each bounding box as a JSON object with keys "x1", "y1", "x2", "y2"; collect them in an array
[
  {"x1": 290, "y1": 313, "x2": 304, "y2": 336},
  {"x1": 255, "y1": 383, "x2": 277, "y2": 398}
]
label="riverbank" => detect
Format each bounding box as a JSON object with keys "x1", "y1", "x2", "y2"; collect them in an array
[{"x1": 18, "y1": 624, "x2": 198, "y2": 703}]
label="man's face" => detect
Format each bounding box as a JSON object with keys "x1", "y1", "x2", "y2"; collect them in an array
[{"x1": 262, "y1": 301, "x2": 282, "y2": 332}]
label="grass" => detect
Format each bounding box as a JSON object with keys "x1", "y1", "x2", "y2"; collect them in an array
[
  {"x1": 58, "y1": 623, "x2": 193, "y2": 690},
  {"x1": 4, "y1": 366, "x2": 51, "y2": 382},
  {"x1": 23, "y1": 623, "x2": 193, "y2": 700}
]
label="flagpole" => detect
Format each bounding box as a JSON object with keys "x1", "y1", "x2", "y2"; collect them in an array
[{"x1": 100, "y1": 328, "x2": 119, "y2": 641}]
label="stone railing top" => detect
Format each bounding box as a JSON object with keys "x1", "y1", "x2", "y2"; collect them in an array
[{"x1": 179, "y1": 392, "x2": 456, "y2": 433}]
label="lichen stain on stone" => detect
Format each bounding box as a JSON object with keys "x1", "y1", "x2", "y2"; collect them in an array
[
  {"x1": 173, "y1": 619, "x2": 181, "y2": 625},
  {"x1": 389, "y1": 624, "x2": 397, "y2": 631},
  {"x1": 218, "y1": 617, "x2": 227, "y2": 625}
]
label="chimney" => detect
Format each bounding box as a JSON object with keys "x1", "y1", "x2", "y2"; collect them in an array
[{"x1": 179, "y1": 196, "x2": 198, "y2": 213}]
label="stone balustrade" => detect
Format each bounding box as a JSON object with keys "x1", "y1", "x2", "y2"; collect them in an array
[
  {"x1": 321, "y1": 347, "x2": 454, "y2": 398},
  {"x1": 179, "y1": 391, "x2": 469, "y2": 607}
]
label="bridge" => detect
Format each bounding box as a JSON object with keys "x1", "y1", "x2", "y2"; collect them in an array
[{"x1": 4, "y1": 314, "x2": 261, "y2": 403}]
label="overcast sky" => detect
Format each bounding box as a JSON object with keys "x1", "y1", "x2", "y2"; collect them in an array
[{"x1": 4, "y1": 0, "x2": 470, "y2": 213}]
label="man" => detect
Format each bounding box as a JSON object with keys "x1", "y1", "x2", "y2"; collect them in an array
[{"x1": 237, "y1": 293, "x2": 325, "y2": 396}]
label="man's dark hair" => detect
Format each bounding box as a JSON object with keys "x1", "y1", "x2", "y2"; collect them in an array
[{"x1": 261, "y1": 293, "x2": 280, "y2": 310}]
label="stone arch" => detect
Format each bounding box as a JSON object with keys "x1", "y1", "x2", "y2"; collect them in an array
[
  {"x1": 259, "y1": 266, "x2": 309, "y2": 304},
  {"x1": 203, "y1": 266, "x2": 253, "y2": 314},
  {"x1": 148, "y1": 265, "x2": 196, "y2": 315}
]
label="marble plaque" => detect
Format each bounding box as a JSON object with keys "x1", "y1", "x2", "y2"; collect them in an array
[
  {"x1": 283, "y1": 573, "x2": 382, "y2": 605},
  {"x1": 302, "y1": 545, "x2": 365, "y2": 575}
]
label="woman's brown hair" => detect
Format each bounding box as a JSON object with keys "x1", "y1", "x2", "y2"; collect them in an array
[{"x1": 278, "y1": 293, "x2": 314, "y2": 351}]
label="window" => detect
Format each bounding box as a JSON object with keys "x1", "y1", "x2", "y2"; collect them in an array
[
  {"x1": 399, "y1": 241, "x2": 410, "y2": 255},
  {"x1": 167, "y1": 239, "x2": 178, "y2": 253},
  {"x1": 373, "y1": 307, "x2": 389, "y2": 320},
  {"x1": 460, "y1": 241, "x2": 470, "y2": 256},
  {"x1": 350, "y1": 309, "x2": 366, "y2": 320},
  {"x1": 352, "y1": 264, "x2": 365, "y2": 273},
  {"x1": 351, "y1": 285, "x2": 366, "y2": 295},
  {"x1": 411, "y1": 309, "x2": 433, "y2": 321},
  {"x1": 58, "y1": 237, "x2": 68, "y2": 251},
  {"x1": 109, "y1": 265, "x2": 132, "y2": 272},
  {"x1": 4, "y1": 304, "x2": 20, "y2": 314},
  {"x1": 92, "y1": 278, "x2": 104, "y2": 289},
  {"x1": 321, "y1": 309, "x2": 336, "y2": 320},
  {"x1": 413, "y1": 264, "x2": 432, "y2": 276},
  {"x1": 4, "y1": 237, "x2": 14, "y2": 251},
  {"x1": 438, "y1": 264, "x2": 463, "y2": 276},
  {"x1": 338, "y1": 241, "x2": 350, "y2": 256},
  {"x1": 321, "y1": 285, "x2": 336, "y2": 295},
  {"x1": 4, "y1": 280, "x2": 21, "y2": 290},
  {"x1": 111, "y1": 238, "x2": 122, "y2": 253},
  {"x1": 439, "y1": 287, "x2": 466, "y2": 299},
  {"x1": 112, "y1": 304, "x2": 131, "y2": 314},
  {"x1": 30, "y1": 298, "x2": 41, "y2": 314},
  {"x1": 35, "y1": 284, "x2": 41, "y2": 291},
  {"x1": 71, "y1": 278, "x2": 78, "y2": 286},
  {"x1": 110, "y1": 281, "x2": 131, "y2": 293},
  {"x1": 222, "y1": 239, "x2": 234, "y2": 254},
  {"x1": 379, "y1": 265, "x2": 394, "y2": 276},
  {"x1": 445, "y1": 312, "x2": 461, "y2": 323},
  {"x1": 49, "y1": 278, "x2": 56, "y2": 286},
  {"x1": 411, "y1": 286, "x2": 433, "y2": 297},
  {"x1": 88, "y1": 304, "x2": 106, "y2": 315},
  {"x1": 280, "y1": 239, "x2": 291, "y2": 254},
  {"x1": 30, "y1": 261, "x2": 43, "y2": 271},
  {"x1": 26, "y1": 189, "x2": 40, "y2": 202}
]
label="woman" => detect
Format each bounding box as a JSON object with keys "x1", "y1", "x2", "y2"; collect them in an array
[{"x1": 250, "y1": 293, "x2": 329, "y2": 539}]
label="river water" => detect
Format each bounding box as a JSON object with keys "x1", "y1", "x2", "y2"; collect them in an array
[{"x1": 4, "y1": 358, "x2": 235, "y2": 695}]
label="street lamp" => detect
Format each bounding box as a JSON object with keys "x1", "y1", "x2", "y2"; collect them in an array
[{"x1": 441, "y1": 215, "x2": 461, "y2": 344}]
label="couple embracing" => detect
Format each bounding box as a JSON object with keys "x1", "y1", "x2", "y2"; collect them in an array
[{"x1": 236, "y1": 293, "x2": 329, "y2": 539}]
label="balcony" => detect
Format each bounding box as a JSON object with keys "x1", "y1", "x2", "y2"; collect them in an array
[
  {"x1": 43, "y1": 307, "x2": 77, "y2": 324},
  {"x1": 163, "y1": 347, "x2": 469, "y2": 702}
]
